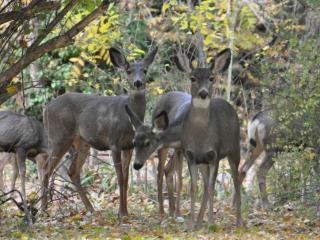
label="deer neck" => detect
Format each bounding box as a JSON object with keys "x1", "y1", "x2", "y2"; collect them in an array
[
  {"x1": 128, "y1": 90, "x2": 146, "y2": 121},
  {"x1": 188, "y1": 98, "x2": 211, "y2": 125}
]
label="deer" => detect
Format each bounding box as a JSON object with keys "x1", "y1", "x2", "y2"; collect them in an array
[
  {"x1": 173, "y1": 48, "x2": 243, "y2": 228},
  {"x1": 0, "y1": 111, "x2": 48, "y2": 224},
  {"x1": 238, "y1": 110, "x2": 275, "y2": 208},
  {"x1": 41, "y1": 46, "x2": 158, "y2": 218},
  {"x1": 125, "y1": 91, "x2": 191, "y2": 219}
]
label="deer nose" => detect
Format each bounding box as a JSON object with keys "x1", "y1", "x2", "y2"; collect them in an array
[
  {"x1": 199, "y1": 89, "x2": 208, "y2": 99},
  {"x1": 134, "y1": 80, "x2": 143, "y2": 88},
  {"x1": 133, "y1": 162, "x2": 143, "y2": 170}
]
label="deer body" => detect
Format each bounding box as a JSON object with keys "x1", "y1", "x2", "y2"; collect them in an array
[
  {"x1": 0, "y1": 111, "x2": 47, "y2": 154},
  {"x1": 41, "y1": 47, "x2": 157, "y2": 217},
  {"x1": 45, "y1": 92, "x2": 144, "y2": 151},
  {"x1": 183, "y1": 98, "x2": 240, "y2": 165}
]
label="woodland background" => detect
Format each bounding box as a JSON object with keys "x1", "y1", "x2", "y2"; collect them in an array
[{"x1": 0, "y1": 0, "x2": 319, "y2": 239}]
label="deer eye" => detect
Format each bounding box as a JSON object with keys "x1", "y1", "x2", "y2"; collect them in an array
[
  {"x1": 209, "y1": 76, "x2": 214, "y2": 82},
  {"x1": 127, "y1": 69, "x2": 132, "y2": 74},
  {"x1": 190, "y1": 76, "x2": 196, "y2": 83},
  {"x1": 143, "y1": 69, "x2": 148, "y2": 74},
  {"x1": 144, "y1": 140, "x2": 150, "y2": 147}
]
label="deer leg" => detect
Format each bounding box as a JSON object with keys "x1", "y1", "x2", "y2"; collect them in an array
[
  {"x1": 10, "y1": 155, "x2": 18, "y2": 193},
  {"x1": 228, "y1": 151, "x2": 244, "y2": 227},
  {"x1": 239, "y1": 146, "x2": 263, "y2": 184},
  {"x1": 35, "y1": 153, "x2": 47, "y2": 183},
  {"x1": 164, "y1": 151, "x2": 175, "y2": 217},
  {"x1": 257, "y1": 151, "x2": 274, "y2": 209},
  {"x1": 157, "y1": 148, "x2": 167, "y2": 216},
  {"x1": 175, "y1": 150, "x2": 183, "y2": 218},
  {"x1": 111, "y1": 147, "x2": 127, "y2": 218},
  {"x1": 208, "y1": 160, "x2": 220, "y2": 225},
  {"x1": 0, "y1": 153, "x2": 11, "y2": 191},
  {"x1": 0, "y1": 157, "x2": 5, "y2": 191},
  {"x1": 41, "y1": 142, "x2": 72, "y2": 211},
  {"x1": 0, "y1": 170, "x2": 4, "y2": 192},
  {"x1": 68, "y1": 143, "x2": 94, "y2": 212},
  {"x1": 196, "y1": 164, "x2": 209, "y2": 228},
  {"x1": 186, "y1": 157, "x2": 198, "y2": 227},
  {"x1": 121, "y1": 149, "x2": 133, "y2": 217},
  {"x1": 16, "y1": 148, "x2": 31, "y2": 224},
  {"x1": 233, "y1": 145, "x2": 263, "y2": 208}
]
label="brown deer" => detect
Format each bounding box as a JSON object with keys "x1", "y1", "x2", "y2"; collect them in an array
[
  {"x1": 174, "y1": 48, "x2": 243, "y2": 228},
  {"x1": 41, "y1": 47, "x2": 158, "y2": 218}
]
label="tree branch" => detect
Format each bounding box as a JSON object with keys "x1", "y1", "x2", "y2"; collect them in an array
[
  {"x1": 28, "y1": 0, "x2": 79, "y2": 51},
  {"x1": 0, "y1": 1, "x2": 60, "y2": 25},
  {"x1": 0, "y1": 0, "x2": 41, "y2": 43},
  {"x1": 0, "y1": 0, "x2": 111, "y2": 104}
]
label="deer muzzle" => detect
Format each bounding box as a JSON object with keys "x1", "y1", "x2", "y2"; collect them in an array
[
  {"x1": 134, "y1": 80, "x2": 143, "y2": 88},
  {"x1": 133, "y1": 162, "x2": 143, "y2": 170},
  {"x1": 199, "y1": 89, "x2": 209, "y2": 99}
]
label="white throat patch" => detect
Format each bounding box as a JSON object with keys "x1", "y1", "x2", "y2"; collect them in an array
[{"x1": 192, "y1": 98, "x2": 210, "y2": 108}]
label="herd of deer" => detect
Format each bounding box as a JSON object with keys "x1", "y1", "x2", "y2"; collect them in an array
[{"x1": 0, "y1": 46, "x2": 277, "y2": 228}]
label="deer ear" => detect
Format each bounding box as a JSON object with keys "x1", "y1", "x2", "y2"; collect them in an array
[
  {"x1": 210, "y1": 48, "x2": 231, "y2": 73},
  {"x1": 109, "y1": 47, "x2": 130, "y2": 70},
  {"x1": 152, "y1": 111, "x2": 169, "y2": 134},
  {"x1": 173, "y1": 54, "x2": 192, "y2": 73},
  {"x1": 125, "y1": 105, "x2": 142, "y2": 130},
  {"x1": 143, "y1": 46, "x2": 158, "y2": 67}
]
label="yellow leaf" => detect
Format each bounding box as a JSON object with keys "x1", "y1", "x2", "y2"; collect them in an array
[
  {"x1": 78, "y1": 58, "x2": 85, "y2": 67},
  {"x1": 71, "y1": 213, "x2": 82, "y2": 222},
  {"x1": 69, "y1": 57, "x2": 79, "y2": 63},
  {"x1": 162, "y1": 2, "x2": 170, "y2": 15},
  {"x1": 6, "y1": 85, "x2": 17, "y2": 94},
  {"x1": 20, "y1": 0, "x2": 32, "y2": 4},
  {"x1": 73, "y1": 66, "x2": 81, "y2": 77},
  {"x1": 27, "y1": 191, "x2": 38, "y2": 204},
  {"x1": 69, "y1": 57, "x2": 85, "y2": 66}
]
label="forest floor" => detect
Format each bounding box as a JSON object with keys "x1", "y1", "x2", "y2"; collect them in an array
[
  {"x1": 1, "y1": 156, "x2": 320, "y2": 239},
  {"x1": 1, "y1": 187, "x2": 320, "y2": 240}
]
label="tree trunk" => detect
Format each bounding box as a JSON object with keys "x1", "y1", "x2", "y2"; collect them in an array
[{"x1": 226, "y1": 0, "x2": 241, "y2": 102}]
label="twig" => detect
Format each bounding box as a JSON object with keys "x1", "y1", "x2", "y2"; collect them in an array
[{"x1": 0, "y1": 1, "x2": 60, "y2": 25}]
